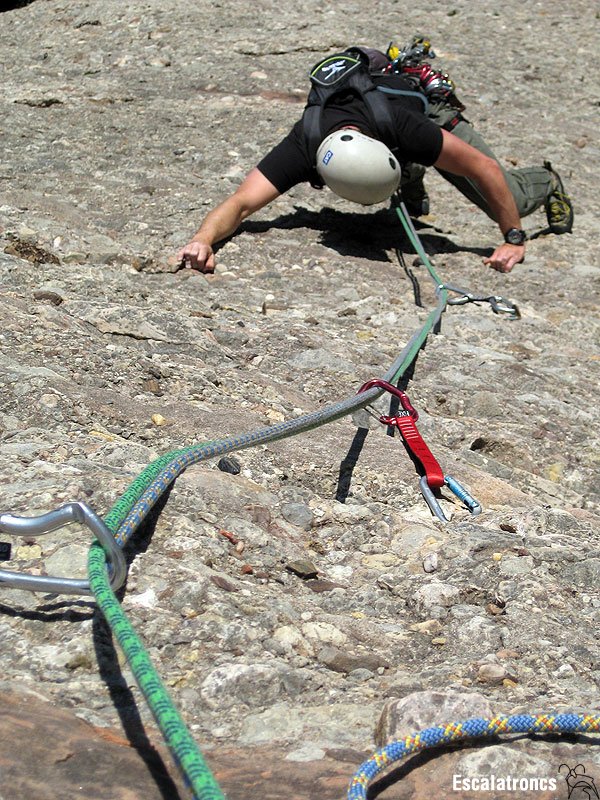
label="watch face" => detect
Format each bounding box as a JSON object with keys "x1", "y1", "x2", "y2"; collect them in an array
[{"x1": 506, "y1": 228, "x2": 526, "y2": 245}]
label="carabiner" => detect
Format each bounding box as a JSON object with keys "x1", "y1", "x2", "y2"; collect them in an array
[
  {"x1": 358, "y1": 379, "x2": 484, "y2": 521},
  {"x1": 0, "y1": 501, "x2": 127, "y2": 595},
  {"x1": 357, "y1": 378, "x2": 419, "y2": 419},
  {"x1": 439, "y1": 283, "x2": 520, "y2": 320},
  {"x1": 419, "y1": 475, "x2": 482, "y2": 523},
  {"x1": 488, "y1": 295, "x2": 521, "y2": 319}
]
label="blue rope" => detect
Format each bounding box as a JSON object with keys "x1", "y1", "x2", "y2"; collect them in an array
[{"x1": 347, "y1": 713, "x2": 600, "y2": 798}]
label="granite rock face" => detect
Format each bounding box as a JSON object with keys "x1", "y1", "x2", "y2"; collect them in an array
[{"x1": 0, "y1": 1, "x2": 599, "y2": 799}]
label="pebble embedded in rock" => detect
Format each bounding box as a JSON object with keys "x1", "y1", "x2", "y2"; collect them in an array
[
  {"x1": 280, "y1": 502, "x2": 314, "y2": 530},
  {"x1": 218, "y1": 455, "x2": 242, "y2": 475},
  {"x1": 285, "y1": 559, "x2": 319, "y2": 579},
  {"x1": 477, "y1": 663, "x2": 509, "y2": 684},
  {"x1": 318, "y1": 646, "x2": 390, "y2": 675},
  {"x1": 423, "y1": 552, "x2": 438, "y2": 573},
  {"x1": 375, "y1": 690, "x2": 495, "y2": 747}
]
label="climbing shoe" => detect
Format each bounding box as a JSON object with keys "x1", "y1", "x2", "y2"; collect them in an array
[
  {"x1": 402, "y1": 179, "x2": 430, "y2": 217},
  {"x1": 404, "y1": 192, "x2": 430, "y2": 218},
  {"x1": 544, "y1": 160, "x2": 573, "y2": 234}
]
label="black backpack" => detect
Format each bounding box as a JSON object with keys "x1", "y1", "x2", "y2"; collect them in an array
[{"x1": 302, "y1": 47, "x2": 428, "y2": 164}]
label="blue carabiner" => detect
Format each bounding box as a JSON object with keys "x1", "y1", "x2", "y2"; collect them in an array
[{"x1": 419, "y1": 475, "x2": 482, "y2": 522}]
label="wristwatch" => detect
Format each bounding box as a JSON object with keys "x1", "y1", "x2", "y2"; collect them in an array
[{"x1": 503, "y1": 228, "x2": 527, "y2": 246}]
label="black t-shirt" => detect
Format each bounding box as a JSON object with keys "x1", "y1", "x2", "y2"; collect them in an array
[{"x1": 257, "y1": 74, "x2": 443, "y2": 194}]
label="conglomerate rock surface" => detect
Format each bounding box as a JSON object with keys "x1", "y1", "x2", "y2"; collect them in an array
[{"x1": 0, "y1": 1, "x2": 599, "y2": 798}]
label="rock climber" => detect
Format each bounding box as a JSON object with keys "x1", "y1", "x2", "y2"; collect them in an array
[{"x1": 177, "y1": 37, "x2": 573, "y2": 276}]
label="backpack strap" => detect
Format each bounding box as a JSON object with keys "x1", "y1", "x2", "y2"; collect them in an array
[
  {"x1": 375, "y1": 82, "x2": 429, "y2": 113},
  {"x1": 349, "y1": 70, "x2": 400, "y2": 153},
  {"x1": 303, "y1": 51, "x2": 401, "y2": 164}
]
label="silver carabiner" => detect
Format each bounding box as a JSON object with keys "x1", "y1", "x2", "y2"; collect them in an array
[
  {"x1": 488, "y1": 295, "x2": 521, "y2": 319},
  {"x1": 439, "y1": 283, "x2": 520, "y2": 319},
  {"x1": 419, "y1": 475, "x2": 482, "y2": 522},
  {"x1": 0, "y1": 502, "x2": 127, "y2": 595}
]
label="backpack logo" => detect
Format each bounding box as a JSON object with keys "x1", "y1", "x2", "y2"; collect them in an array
[
  {"x1": 321, "y1": 60, "x2": 347, "y2": 81},
  {"x1": 310, "y1": 53, "x2": 362, "y2": 88}
]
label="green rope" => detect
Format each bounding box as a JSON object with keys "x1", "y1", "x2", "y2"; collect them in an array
[
  {"x1": 88, "y1": 538, "x2": 225, "y2": 800},
  {"x1": 391, "y1": 197, "x2": 448, "y2": 369},
  {"x1": 393, "y1": 198, "x2": 445, "y2": 285},
  {"x1": 87, "y1": 442, "x2": 225, "y2": 800},
  {"x1": 105, "y1": 445, "x2": 210, "y2": 536}
]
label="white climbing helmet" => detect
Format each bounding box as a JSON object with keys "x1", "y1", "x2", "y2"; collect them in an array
[{"x1": 316, "y1": 129, "x2": 401, "y2": 205}]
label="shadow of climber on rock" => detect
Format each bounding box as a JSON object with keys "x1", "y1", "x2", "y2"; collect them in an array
[{"x1": 239, "y1": 205, "x2": 493, "y2": 264}]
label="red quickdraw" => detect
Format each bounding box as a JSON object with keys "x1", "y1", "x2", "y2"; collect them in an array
[
  {"x1": 357, "y1": 379, "x2": 481, "y2": 521},
  {"x1": 379, "y1": 412, "x2": 445, "y2": 489}
]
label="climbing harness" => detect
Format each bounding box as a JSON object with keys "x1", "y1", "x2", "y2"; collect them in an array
[
  {"x1": 358, "y1": 379, "x2": 481, "y2": 521},
  {"x1": 1, "y1": 198, "x2": 559, "y2": 800}
]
